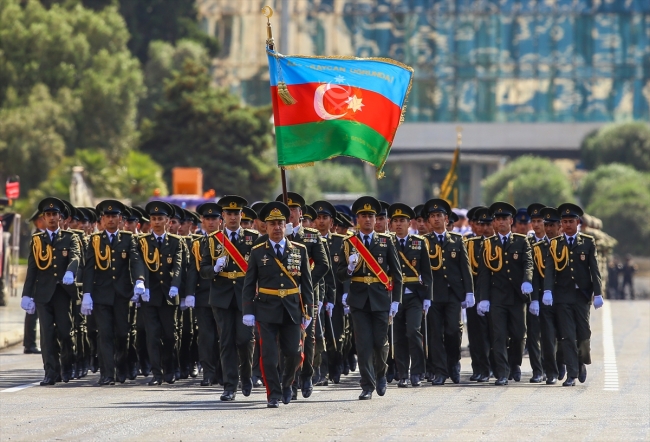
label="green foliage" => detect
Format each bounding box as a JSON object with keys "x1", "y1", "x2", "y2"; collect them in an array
[
  {"x1": 0, "y1": 0, "x2": 143, "y2": 192},
  {"x1": 578, "y1": 163, "x2": 649, "y2": 207},
  {"x1": 482, "y1": 155, "x2": 575, "y2": 207},
  {"x1": 586, "y1": 175, "x2": 650, "y2": 256},
  {"x1": 140, "y1": 60, "x2": 278, "y2": 202},
  {"x1": 287, "y1": 162, "x2": 371, "y2": 203},
  {"x1": 581, "y1": 122, "x2": 650, "y2": 172}
]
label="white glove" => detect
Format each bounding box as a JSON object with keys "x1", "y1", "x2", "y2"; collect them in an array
[
  {"x1": 529, "y1": 300, "x2": 540, "y2": 316},
  {"x1": 302, "y1": 317, "x2": 312, "y2": 329},
  {"x1": 130, "y1": 292, "x2": 139, "y2": 303},
  {"x1": 285, "y1": 222, "x2": 294, "y2": 237},
  {"x1": 325, "y1": 302, "x2": 334, "y2": 316},
  {"x1": 318, "y1": 301, "x2": 323, "y2": 315},
  {"x1": 134, "y1": 280, "x2": 145, "y2": 296},
  {"x1": 422, "y1": 299, "x2": 431, "y2": 314},
  {"x1": 141, "y1": 289, "x2": 150, "y2": 302},
  {"x1": 343, "y1": 306, "x2": 350, "y2": 315},
  {"x1": 593, "y1": 295, "x2": 604, "y2": 310},
  {"x1": 180, "y1": 298, "x2": 188, "y2": 311},
  {"x1": 21, "y1": 296, "x2": 35, "y2": 314},
  {"x1": 214, "y1": 256, "x2": 227, "y2": 273},
  {"x1": 465, "y1": 293, "x2": 475, "y2": 308},
  {"x1": 521, "y1": 282, "x2": 533, "y2": 295},
  {"x1": 342, "y1": 293, "x2": 348, "y2": 307},
  {"x1": 477, "y1": 300, "x2": 490, "y2": 316},
  {"x1": 542, "y1": 290, "x2": 553, "y2": 306},
  {"x1": 185, "y1": 295, "x2": 196, "y2": 308},
  {"x1": 169, "y1": 286, "x2": 178, "y2": 298},
  {"x1": 242, "y1": 314, "x2": 256, "y2": 327},
  {"x1": 347, "y1": 253, "x2": 359, "y2": 273},
  {"x1": 389, "y1": 301, "x2": 400, "y2": 317},
  {"x1": 62, "y1": 271, "x2": 75, "y2": 285},
  {"x1": 81, "y1": 293, "x2": 93, "y2": 315}
]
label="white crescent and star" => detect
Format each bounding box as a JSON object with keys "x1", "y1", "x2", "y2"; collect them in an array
[{"x1": 313, "y1": 81, "x2": 364, "y2": 121}]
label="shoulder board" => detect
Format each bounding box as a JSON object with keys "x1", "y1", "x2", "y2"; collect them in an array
[
  {"x1": 167, "y1": 233, "x2": 181, "y2": 239},
  {"x1": 411, "y1": 234, "x2": 425, "y2": 240},
  {"x1": 136, "y1": 232, "x2": 149, "y2": 238},
  {"x1": 551, "y1": 235, "x2": 563, "y2": 242},
  {"x1": 70, "y1": 229, "x2": 84, "y2": 234},
  {"x1": 243, "y1": 228, "x2": 259, "y2": 235},
  {"x1": 579, "y1": 233, "x2": 594, "y2": 240},
  {"x1": 90, "y1": 231, "x2": 102, "y2": 237},
  {"x1": 32, "y1": 231, "x2": 45, "y2": 237},
  {"x1": 252, "y1": 242, "x2": 266, "y2": 250},
  {"x1": 533, "y1": 240, "x2": 545, "y2": 247},
  {"x1": 449, "y1": 231, "x2": 463, "y2": 237},
  {"x1": 377, "y1": 232, "x2": 392, "y2": 238},
  {"x1": 331, "y1": 233, "x2": 345, "y2": 238},
  {"x1": 486, "y1": 235, "x2": 497, "y2": 240},
  {"x1": 60, "y1": 230, "x2": 75, "y2": 236},
  {"x1": 289, "y1": 241, "x2": 307, "y2": 249},
  {"x1": 304, "y1": 227, "x2": 320, "y2": 234},
  {"x1": 119, "y1": 230, "x2": 133, "y2": 235},
  {"x1": 512, "y1": 233, "x2": 527, "y2": 238},
  {"x1": 465, "y1": 236, "x2": 482, "y2": 242},
  {"x1": 191, "y1": 233, "x2": 203, "y2": 239}
]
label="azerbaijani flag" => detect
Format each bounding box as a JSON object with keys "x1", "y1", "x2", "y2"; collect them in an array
[{"x1": 267, "y1": 51, "x2": 413, "y2": 177}]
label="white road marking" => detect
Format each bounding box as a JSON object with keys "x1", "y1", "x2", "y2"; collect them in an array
[
  {"x1": 1, "y1": 382, "x2": 40, "y2": 393},
  {"x1": 601, "y1": 302, "x2": 619, "y2": 391}
]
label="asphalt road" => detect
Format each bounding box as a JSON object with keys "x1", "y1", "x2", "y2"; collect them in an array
[{"x1": 1, "y1": 301, "x2": 648, "y2": 441}]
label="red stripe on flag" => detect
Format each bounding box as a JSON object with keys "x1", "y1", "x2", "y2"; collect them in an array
[{"x1": 271, "y1": 83, "x2": 402, "y2": 142}]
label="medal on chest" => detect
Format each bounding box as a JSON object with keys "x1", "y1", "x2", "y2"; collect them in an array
[
  {"x1": 379, "y1": 237, "x2": 387, "y2": 247},
  {"x1": 122, "y1": 251, "x2": 127, "y2": 259},
  {"x1": 288, "y1": 249, "x2": 301, "y2": 275},
  {"x1": 245, "y1": 235, "x2": 252, "y2": 245},
  {"x1": 411, "y1": 239, "x2": 421, "y2": 250}
]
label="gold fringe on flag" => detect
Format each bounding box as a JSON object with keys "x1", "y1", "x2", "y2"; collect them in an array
[{"x1": 277, "y1": 81, "x2": 297, "y2": 105}]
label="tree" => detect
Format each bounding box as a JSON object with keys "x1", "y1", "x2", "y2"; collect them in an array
[
  {"x1": 482, "y1": 155, "x2": 575, "y2": 207},
  {"x1": 287, "y1": 162, "x2": 371, "y2": 203},
  {"x1": 581, "y1": 122, "x2": 650, "y2": 172},
  {"x1": 0, "y1": 0, "x2": 144, "y2": 161},
  {"x1": 578, "y1": 163, "x2": 649, "y2": 207},
  {"x1": 139, "y1": 60, "x2": 278, "y2": 202}
]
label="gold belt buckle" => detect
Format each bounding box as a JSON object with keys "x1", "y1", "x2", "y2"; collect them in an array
[
  {"x1": 278, "y1": 289, "x2": 287, "y2": 296},
  {"x1": 364, "y1": 276, "x2": 373, "y2": 284},
  {"x1": 227, "y1": 271, "x2": 236, "y2": 279}
]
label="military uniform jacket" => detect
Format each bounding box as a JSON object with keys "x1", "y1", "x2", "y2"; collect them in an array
[
  {"x1": 325, "y1": 233, "x2": 349, "y2": 305},
  {"x1": 336, "y1": 232, "x2": 403, "y2": 311},
  {"x1": 530, "y1": 237, "x2": 550, "y2": 302},
  {"x1": 241, "y1": 239, "x2": 314, "y2": 325},
  {"x1": 543, "y1": 233, "x2": 602, "y2": 303},
  {"x1": 477, "y1": 233, "x2": 533, "y2": 305},
  {"x1": 23, "y1": 229, "x2": 81, "y2": 303},
  {"x1": 288, "y1": 226, "x2": 330, "y2": 290},
  {"x1": 318, "y1": 237, "x2": 336, "y2": 304},
  {"x1": 137, "y1": 233, "x2": 183, "y2": 306},
  {"x1": 70, "y1": 229, "x2": 88, "y2": 285},
  {"x1": 82, "y1": 230, "x2": 145, "y2": 305},
  {"x1": 463, "y1": 236, "x2": 483, "y2": 285},
  {"x1": 394, "y1": 234, "x2": 433, "y2": 301},
  {"x1": 186, "y1": 235, "x2": 212, "y2": 307},
  {"x1": 200, "y1": 228, "x2": 260, "y2": 310},
  {"x1": 425, "y1": 231, "x2": 473, "y2": 303}
]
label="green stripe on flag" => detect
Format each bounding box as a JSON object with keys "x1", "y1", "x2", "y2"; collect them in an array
[{"x1": 275, "y1": 120, "x2": 391, "y2": 171}]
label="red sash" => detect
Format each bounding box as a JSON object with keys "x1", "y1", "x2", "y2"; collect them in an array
[
  {"x1": 214, "y1": 231, "x2": 248, "y2": 272},
  {"x1": 348, "y1": 235, "x2": 393, "y2": 291}
]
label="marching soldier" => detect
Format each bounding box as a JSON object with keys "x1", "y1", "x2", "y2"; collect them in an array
[
  {"x1": 124, "y1": 207, "x2": 145, "y2": 379},
  {"x1": 275, "y1": 192, "x2": 329, "y2": 400},
  {"x1": 21, "y1": 197, "x2": 81, "y2": 385},
  {"x1": 81, "y1": 200, "x2": 146, "y2": 385},
  {"x1": 534, "y1": 207, "x2": 565, "y2": 384},
  {"x1": 199, "y1": 196, "x2": 257, "y2": 400},
  {"x1": 477, "y1": 202, "x2": 533, "y2": 386},
  {"x1": 337, "y1": 196, "x2": 402, "y2": 400},
  {"x1": 138, "y1": 201, "x2": 183, "y2": 385},
  {"x1": 240, "y1": 206, "x2": 257, "y2": 230},
  {"x1": 464, "y1": 207, "x2": 492, "y2": 382},
  {"x1": 375, "y1": 201, "x2": 390, "y2": 233},
  {"x1": 423, "y1": 199, "x2": 473, "y2": 385},
  {"x1": 525, "y1": 203, "x2": 546, "y2": 383},
  {"x1": 388, "y1": 203, "x2": 432, "y2": 388},
  {"x1": 301, "y1": 205, "x2": 317, "y2": 228},
  {"x1": 241, "y1": 202, "x2": 314, "y2": 408},
  {"x1": 251, "y1": 202, "x2": 267, "y2": 236},
  {"x1": 543, "y1": 203, "x2": 603, "y2": 386},
  {"x1": 187, "y1": 203, "x2": 223, "y2": 387}
]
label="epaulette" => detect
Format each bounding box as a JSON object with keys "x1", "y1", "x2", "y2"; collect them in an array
[
  {"x1": 119, "y1": 230, "x2": 133, "y2": 235},
  {"x1": 377, "y1": 232, "x2": 392, "y2": 238},
  {"x1": 533, "y1": 240, "x2": 545, "y2": 247},
  {"x1": 191, "y1": 233, "x2": 203, "y2": 239},
  {"x1": 512, "y1": 233, "x2": 527, "y2": 238},
  {"x1": 331, "y1": 233, "x2": 346, "y2": 238},
  {"x1": 60, "y1": 230, "x2": 75, "y2": 236},
  {"x1": 90, "y1": 231, "x2": 102, "y2": 237},
  {"x1": 167, "y1": 233, "x2": 182, "y2": 239},
  {"x1": 550, "y1": 235, "x2": 563, "y2": 242},
  {"x1": 465, "y1": 235, "x2": 482, "y2": 241},
  {"x1": 252, "y1": 242, "x2": 266, "y2": 250},
  {"x1": 449, "y1": 231, "x2": 463, "y2": 237},
  {"x1": 136, "y1": 232, "x2": 149, "y2": 238},
  {"x1": 243, "y1": 228, "x2": 259, "y2": 235},
  {"x1": 485, "y1": 235, "x2": 497, "y2": 240},
  {"x1": 289, "y1": 241, "x2": 307, "y2": 249},
  {"x1": 32, "y1": 231, "x2": 45, "y2": 237},
  {"x1": 411, "y1": 234, "x2": 425, "y2": 240},
  {"x1": 70, "y1": 229, "x2": 85, "y2": 234},
  {"x1": 304, "y1": 227, "x2": 320, "y2": 234},
  {"x1": 579, "y1": 233, "x2": 594, "y2": 240}
]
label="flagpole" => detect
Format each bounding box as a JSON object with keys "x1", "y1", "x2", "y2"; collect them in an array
[{"x1": 263, "y1": 5, "x2": 289, "y2": 205}]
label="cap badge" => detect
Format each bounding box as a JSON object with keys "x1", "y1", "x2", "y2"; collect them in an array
[
  {"x1": 108, "y1": 206, "x2": 112, "y2": 211},
  {"x1": 546, "y1": 214, "x2": 550, "y2": 218},
  {"x1": 363, "y1": 203, "x2": 371, "y2": 211},
  {"x1": 434, "y1": 204, "x2": 438, "y2": 209},
  {"x1": 566, "y1": 209, "x2": 570, "y2": 213},
  {"x1": 498, "y1": 208, "x2": 502, "y2": 213},
  {"x1": 318, "y1": 207, "x2": 323, "y2": 211},
  {"x1": 154, "y1": 207, "x2": 159, "y2": 212},
  {"x1": 208, "y1": 209, "x2": 213, "y2": 214},
  {"x1": 50, "y1": 203, "x2": 53, "y2": 208},
  {"x1": 394, "y1": 208, "x2": 403, "y2": 216},
  {"x1": 229, "y1": 202, "x2": 237, "y2": 209},
  {"x1": 482, "y1": 214, "x2": 486, "y2": 219},
  {"x1": 270, "y1": 208, "x2": 282, "y2": 217},
  {"x1": 533, "y1": 209, "x2": 538, "y2": 214},
  {"x1": 287, "y1": 198, "x2": 294, "y2": 205}
]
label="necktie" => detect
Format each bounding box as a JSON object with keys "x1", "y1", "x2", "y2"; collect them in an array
[
  {"x1": 438, "y1": 234, "x2": 444, "y2": 244},
  {"x1": 364, "y1": 235, "x2": 370, "y2": 248},
  {"x1": 231, "y1": 231, "x2": 237, "y2": 243},
  {"x1": 399, "y1": 238, "x2": 405, "y2": 251},
  {"x1": 568, "y1": 237, "x2": 574, "y2": 246},
  {"x1": 109, "y1": 234, "x2": 114, "y2": 245},
  {"x1": 51, "y1": 232, "x2": 56, "y2": 242},
  {"x1": 502, "y1": 236, "x2": 507, "y2": 246},
  {"x1": 157, "y1": 236, "x2": 163, "y2": 248},
  {"x1": 275, "y1": 243, "x2": 282, "y2": 259}
]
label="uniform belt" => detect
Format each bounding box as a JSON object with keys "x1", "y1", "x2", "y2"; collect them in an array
[
  {"x1": 402, "y1": 276, "x2": 420, "y2": 283},
  {"x1": 258, "y1": 287, "x2": 299, "y2": 297},
  {"x1": 217, "y1": 271, "x2": 246, "y2": 279},
  {"x1": 350, "y1": 276, "x2": 393, "y2": 285}
]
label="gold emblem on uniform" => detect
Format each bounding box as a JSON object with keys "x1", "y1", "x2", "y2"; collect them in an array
[
  {"x1": 394, "y1": 208, "x2": 403, "y2": 216},
  {"x1": 154, "y1": 207, "x2": 159, "y2": 212},
  {"x1": 62, "y1": 250, "x2": 68, "y2": 257},
  {"x1": 363, "y1": 203, "x2": 371, "y2": 211},
  {"x1": 318, "y1": 207, "x2": 323, "y2": 212},
  {"x1": 434, "y1": 204, "x2": 438, "y2": 209},
  {"x1": 229, "y1": 202, "x2": 237, "y2": 209},
  {"x1": 208, "y1": 209, "x2": 213, "y2": 213},
  {"x1": 270, "y1": 208, "x2": 282, "y2": 217},
  {"x1": 482, "y1": 214, "x2": 487, "y2": 219},
  {"x1": 167, "y1": 257, "x2": 173, "y2": 264},
  {"x1": 287, "y1": 198, "x2": 294, "y2": 205},
  {"x1": 513, "y1": 252, "x2": 519, "y2": 260},
  {"x1": 122, "y1": 251, "x2": 127, "y2": 259},
  {"x1": 108, "y1": 206, "x2": 112, "y2": 211},
  {"x1": 451, "y1": 251, "x2": 456, "y2": 258}
]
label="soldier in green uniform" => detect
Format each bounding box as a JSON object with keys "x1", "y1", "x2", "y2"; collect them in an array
[
  {"x1": 422, "y1": 199, "x2": 473, "y2": 385},
  {"x1": 138, "y1": 201, "x2": 183, "y2": 385},
  {"x1": 21, "y1": 197, "x2": 81, "y2": 385},
  {"x1": 275, "y1": 192, "x2": 329, "y2": 400},
  {"x1": 240, "y1": 206, "x2": 257, "y2": 230},
  {"x1": 543, "y1": 203, "x2": 603, "y2": 386},
  {"x1": 123, "y1": 206, "x2": 145, "y2": 379},
  {"x1": 464, "y1": 207, "x2": 492, "y2": 382},
  {"x1": 81, "y1": 200, "x2": 145, "y2": 385},
  {"x1": 388, "y1": 203, "x2": 432, "y2": 388},
  {"x1": 199, "y1": 196, "x2": 258, "y2": 400},
  {"x1": 526, "y1": 203, "x2": 546, "y2": 383},
  {"x1": 241, "y1": 202, "x2": 313, "y2": 408},
  {"x1": 187, "y1": 203, "x2": 223, "y2": 387},
  {"x1": 477, "y1": 202, "x2": 533, "y2": 386},
  {"x1": 336, "y1": 196, "x2": 403, "y2": 400},
  {"x1": 533, "y1": 207, "x2": 565, "y2": 384}
]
